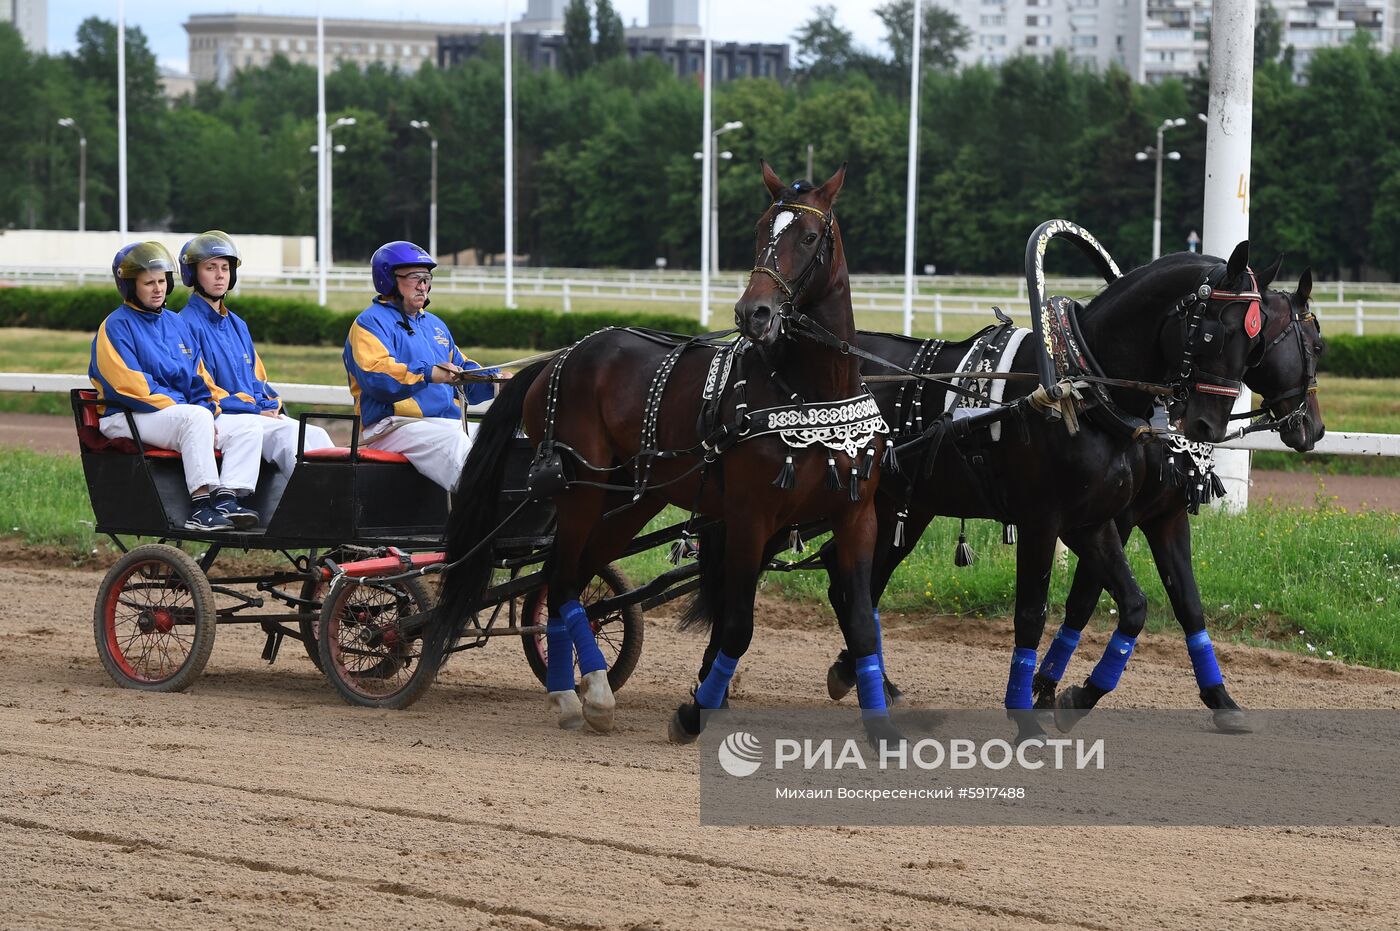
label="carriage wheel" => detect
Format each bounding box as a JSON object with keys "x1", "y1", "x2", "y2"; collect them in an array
[
  {"x1": 93, "y1": 543, "x2": 217, "y2": 692},
  {"x1": 317, "y1": 576, "x2": 436, "y2": 709},
  {"x1": 520, "y1": 564, "x2": 645, "y2": 692}
]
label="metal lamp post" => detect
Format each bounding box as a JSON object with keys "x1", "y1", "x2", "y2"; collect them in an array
[
  {"x1": 324, "y1": 116, "x2": 356, "y2": 274},
  {"x1": 57, "y1": 118, "x2": 87, "y2": 234},
  {"x1": 694, "y1": 143, "x2": 735, "y2": 274},
  {"x1": 1136, "y1": 117, "x2": 1187, "y2": 259},
  {"x1": 409, "y1": 120, "x2": 438, "y2": 261}
]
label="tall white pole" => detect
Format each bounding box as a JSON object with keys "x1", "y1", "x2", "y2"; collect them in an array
[
  {"x1": 900, "y1": 0, "x2": 923, "y2": 336},
  {"x1": 1202, "y1": 0, "x2": 1255, "y2": 512},
  {"x1": 429, "y1": 136, "x2": 439, "y2": 261},
  {"x1": 1151, "y1": 123, "x2": 1165, "y2": 260},
  {"x1": 699, "y1": 0, "x2": 714, "y2": 328},
  {"x1": 117, "y1": 0, "x2": 128, "y2": 239},
  {"x1": 504, "y1": 2, "x2": 516, "y2": 308},
  {"x1": 316, "y1": 8, "x2": 327, "y2": 305}
]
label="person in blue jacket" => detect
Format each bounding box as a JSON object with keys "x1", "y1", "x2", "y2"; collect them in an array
[
  {"x1": 178, "y1": 230, "x2": 334, "y2": 476},
  {"x1": 89, "y1": 242, "x2": 262, "y2": 531},
  {"x1": 343, "y1": 241, "x2": 501, "y2": 492}
]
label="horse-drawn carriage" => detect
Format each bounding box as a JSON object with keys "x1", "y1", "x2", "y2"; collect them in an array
[{"x1": 72, "y1": 390, "x2": 666, "y2": 707}]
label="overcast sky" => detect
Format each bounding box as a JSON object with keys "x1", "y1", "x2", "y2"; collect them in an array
[{"x1": 49, "y1": 2, "x2": 896, "y2": 73}]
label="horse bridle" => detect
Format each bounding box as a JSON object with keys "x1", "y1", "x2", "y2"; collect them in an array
[
  {"x1": 1168, "y1": 266, "x2": 1263, "y2": 409},
  {"x1": 746, "y1": 199, "x2": 835, "y2": 337},
  {"x1": 1229, "y1": 287, "x2": 1320, "y2": 431}
]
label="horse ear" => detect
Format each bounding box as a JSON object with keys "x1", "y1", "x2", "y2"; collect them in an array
[
  {"x1": 1297, "y1": 267, "x2": 1313, "y2": 303},
  {"x1": 1257, "y1": 254, "x2": 1284, "y2": 291},
  {"x1": 815, "y1": 161, "x2": 848, "y2": 205},
  {"x1": 1225, "y1": 240, "x2": 1250, "y2": 284},
  {"x1": 760, "y1": 159, "x2": 786, "y2": 199}
]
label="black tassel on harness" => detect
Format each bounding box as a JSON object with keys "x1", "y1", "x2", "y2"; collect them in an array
[
  {"x1": 772, "y1": 454, "x2": 795, "y2": 490},
  {"x1": 893, "y1": 508, "x2": 908, "y2": 547},
  {"x1": 881, "y1": 439, "x2": 900, "y2": 475},
  {"x1": 848, "y1": 467, "x2": 861, "y2": 502},
  {"x1": 1002, "y1": 523, "x2": 1017, "y2": 545},
  {"x1": 954, "y1": 519, "x2": 976, "y2": 567},
  {"x1": 859, "y1": 446, "x2": 876, "y2": 481},
  {"x1": 826, "y1": 455, "x2": 842, "y2": 491},
  {"x1": 1209, "y1": 470, "x2": 1227, "y2": 502},
  {"x1": 788, "y1": 528, "x2": 805, "y2": 554}
]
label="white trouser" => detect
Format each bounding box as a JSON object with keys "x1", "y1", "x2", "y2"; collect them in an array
[
  {"x1": 99, "y1": 405, "x2": 264, "y2": 496},
  {"x1": 216, "y1": 412, "x2": 335, "y2": 476},
  {"x1": 363, "y1": 416, "x2": 475, "y2": 493}
]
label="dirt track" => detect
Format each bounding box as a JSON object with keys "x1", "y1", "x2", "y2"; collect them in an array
[{"x1": 2, "y1": 564, "x2": 1398, "y2": 930}]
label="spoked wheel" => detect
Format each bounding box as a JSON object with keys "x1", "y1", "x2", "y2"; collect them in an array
[
  {"x1": 520, "y1": 564, "x2": 644, "y2": 692},
  {"x1": 297, "y1": 576, "x2": 327, "y2": 671},
  {"x1": 317, "y1": 576, "x2": 436, "y2": 709},
  {"x1": 93, "y1": 543, "x2": 217, "y2": 692}
]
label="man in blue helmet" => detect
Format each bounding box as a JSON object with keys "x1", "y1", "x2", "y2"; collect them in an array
[
  {"x1": 89, "y1": 242, "x2": 263, "y2": 531},
  {"x1": 343, "y1": 241, "x2": 500, "y2": 492},
  {"x1": 178, "y1": 230, "x2": 334, "y2": 481}
]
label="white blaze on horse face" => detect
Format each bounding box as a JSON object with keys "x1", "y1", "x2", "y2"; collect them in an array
[{"x1": 772, "y1": 211, "x2": 796, "y2": 238}]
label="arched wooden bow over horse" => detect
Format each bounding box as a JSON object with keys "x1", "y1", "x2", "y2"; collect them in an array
[{"x1": 423, "y1": 161, "x2": 897, "y2": 741}]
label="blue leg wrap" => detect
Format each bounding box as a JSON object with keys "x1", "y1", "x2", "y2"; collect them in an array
[
  {"x1": 1038, "y1": 625, "x2": 1082, "y2": 683},
  {"x1": 854, "y1": 653, "x2": 888, "y2": 716},
  {"x1": 1185, "y1": 630, "x2": 1224, "y2": 689},
  {"x1": 695, "y1": 650, "x2": 738, "y2": 709},
  {"x1": 1004, "y1": 647, "x2": 1038, "y2": 710},
  {"x1": 1087, "y1": 631, "x2": 1138, "y2": 692},
  {"x1": 545, "y1": 619, "x2": 575, "y2": 692},
  {"x1": 561, "y1": 599, "x2": 607, "y2": 676}
]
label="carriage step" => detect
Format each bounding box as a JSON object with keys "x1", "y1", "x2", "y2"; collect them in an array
[{"x1": 261, "y1": 629, "x2": 284, "y2": 663}]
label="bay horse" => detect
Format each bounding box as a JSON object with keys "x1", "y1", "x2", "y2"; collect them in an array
[
  {"x1": 424, "y1": 162, "x2": 895, "y2": 739},
  {"x1": 809, "y1": 239, "x2": 1267, "y2": 735}
]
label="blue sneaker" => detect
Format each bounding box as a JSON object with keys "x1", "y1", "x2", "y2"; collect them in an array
[
  {"x1": 213, "y1": 491, "x2": 259, "y2": 529},
  {"x1": 185, "y1": 504, "x2": 234, "y2": 532}
]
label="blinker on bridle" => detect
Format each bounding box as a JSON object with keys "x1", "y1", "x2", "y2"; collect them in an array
[{"x1": 1171, "y1": 267, "x2": 1263, "y2": 403}]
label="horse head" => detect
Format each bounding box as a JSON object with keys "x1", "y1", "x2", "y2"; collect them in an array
[
  {"x1": 1246, "y1": 265, "x2": 1325, "y2": 451},
  {"x1": 734, "y1": 160, "x2": 848, "y2": 347}
]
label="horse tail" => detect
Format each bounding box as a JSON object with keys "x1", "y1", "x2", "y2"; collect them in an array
[
  {"x1": 678, "y1": 521, "x2": 726, "y2": 632},
  {"x1": 422, "y1": 359, "x2": 549, "y2": 671}
]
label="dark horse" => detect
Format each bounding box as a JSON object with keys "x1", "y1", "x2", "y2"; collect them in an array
[
  {"x1": 1031, "y1": 268, "x2": 1325, "y2": 730},
  {"x1": 424, "y1": 162, "x2": 894, "y2": 738},
  {"x1": 810, "y1": 239, "x2": 1267, "y2": 733},
  {"x1": 829, "y1": 267, "x2": 1325, "y2": 733}
]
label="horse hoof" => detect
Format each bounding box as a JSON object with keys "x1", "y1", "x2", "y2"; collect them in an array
[
  {"x1": 669, "y1": 702, "x2": 703, "y2": 744},
  {"x1": 1033, "y1": 686, "x2": 1058, "y2": 710},
  {"x1": 579, "y1": 669, "x2": 615, "y2": 734},
  {"x1": 885, "y1": 679, "x2": 906, "y2": 708},
  {"x1": 548, "y1": 689, "x2": 584, "y2": 730},
  {"x1": 1212, "y1": 708, "x2": 1252, "y2": 734},
  {"x1": 1053, "y1": 686, "x2": 1091, "y2": 734},
  {"x1": 827, "y1": 659, "x2": 855, "y2": 701},
  {"x1": 862, "y1": 714, "x2": 907, "y2": 751},
  {"x1": 1007, "y1": 709, "x2": 1048, "y2": 744}
]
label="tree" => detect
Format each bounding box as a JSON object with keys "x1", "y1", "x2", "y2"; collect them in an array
[
  {"x1": 561, "y1": 0, "x2": 594, "y2": 77},
  {"x1": 874, "y1": 0, "x2": 971, "y2": 74},
  {"x1": 1255, "y1": 2, "x2": 1283, "y2": 69},
  {"x1": 594, "y1": 0, "x2": 625, "y2": 63},
  {"x1": 791, "y1": 6, "x2": 856, "y2": 81}
]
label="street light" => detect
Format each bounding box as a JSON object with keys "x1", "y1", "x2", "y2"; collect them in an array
[
  {"x1": 323, "y1": 116, "x2": 355, "y2": 270},
  {"x1": 409, "y1": 119, "x2": 438, "y2": 261},
  {"x1": 694, "y1": 147, "x2": 734, "y2": 274},
  {"x1": 1136, "y1": 116, "x2": 1187, "y2": 260},
  {"x1": 57, "y1": 118, "x2": 87, "y2": 234}
]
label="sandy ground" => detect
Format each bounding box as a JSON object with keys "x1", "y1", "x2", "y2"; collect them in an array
[{"x1": 2, "y1": 562, "x2": 1399, "y2": 931}]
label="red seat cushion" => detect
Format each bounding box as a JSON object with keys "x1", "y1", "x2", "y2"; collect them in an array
[
  {"x1": 73, "y1": 390, "x2": 209, "y2": 459},
  {"x1": 303, "y1": 446, "x2": 411, "y2": 464}
]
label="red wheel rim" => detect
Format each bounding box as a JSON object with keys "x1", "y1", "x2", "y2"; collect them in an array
[
  {"x1": 326, "y1": 585, "x2": 421, "y2": 699},
  {"x1": 101, "y1": 559, "x2": 198, "y2": 683}
]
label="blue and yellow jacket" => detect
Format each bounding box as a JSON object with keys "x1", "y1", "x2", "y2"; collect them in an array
[
  {"x1": 343, "y1": 298, "x2": 497, "y2": 428},
  {"x1": 89, "y1": 302, "x2": 223, "y2": 416},
  {"x1": 180, "y1": 293, "x2": 282, "y2": 415}
]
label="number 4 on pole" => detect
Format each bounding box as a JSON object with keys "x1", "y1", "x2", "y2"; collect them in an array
[{"x1": 1237, "y1": 173, "x2": 1249, "y2": 214}]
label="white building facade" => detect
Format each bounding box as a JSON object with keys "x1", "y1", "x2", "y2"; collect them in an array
[{"x1": 1, "y1": 0, "x2": 45, "y2": 53}]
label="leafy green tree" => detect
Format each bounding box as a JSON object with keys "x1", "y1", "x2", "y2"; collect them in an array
[
  {"x1": 875, "y1": 0, "x2": 970, "y2": 73},
  {"x1": 595, "y1": 0, "x2": 626, "y2": 63},
  {"x1": 791, "y1": 6, "x2": 857, "y2": 82},
  {"x1": 1255, "y1": 2, "x2": 1283, "y2": 68},
  {"x1": 562, "y1": 0, "x2": 594, "y2": 77}
]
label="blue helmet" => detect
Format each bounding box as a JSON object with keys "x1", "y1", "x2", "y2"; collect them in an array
[
  {"x1": 371, "y1": 240, "x2": 436, "y2": 297},
  {"x1": 112, "y1": 242, "x2": 176, "y2": 305},
  {"x1": 179, "y1": 230, "x2": 242, "y2": 291}
]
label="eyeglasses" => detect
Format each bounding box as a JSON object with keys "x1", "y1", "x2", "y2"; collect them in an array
[{"x1": 396, "y1": 272, "x2": 433, "y2": 287}]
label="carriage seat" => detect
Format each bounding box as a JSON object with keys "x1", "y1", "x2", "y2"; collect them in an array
[
  {"x1": 72, "y1": 389, "x2": 201, "y2": 460},
  {"x1": 302, "y1": 447, "x2": 411, "y2": 464}
]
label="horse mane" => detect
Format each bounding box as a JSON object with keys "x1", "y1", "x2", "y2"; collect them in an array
[{"x1": 1082, "y1": 252, "x2": 1216, "y2": 319}]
